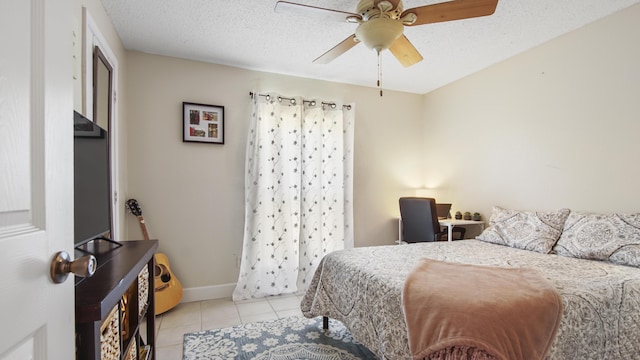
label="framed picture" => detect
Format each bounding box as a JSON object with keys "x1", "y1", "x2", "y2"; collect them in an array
[{"x1": 183, "y1": 102, "x2": 224, "y2": 144}]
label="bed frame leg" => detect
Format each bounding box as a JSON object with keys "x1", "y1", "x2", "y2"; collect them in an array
[{"x1": 323, "y1": 316, "x2": 329, "y2": 330}]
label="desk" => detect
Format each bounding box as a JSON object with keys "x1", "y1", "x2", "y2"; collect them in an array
[
  {"x1": 438, "y1": 219, "x2": 485, "y2": 242},
  {"x1": 397, "y1": 218, "x2": 485, "y2": 243}
]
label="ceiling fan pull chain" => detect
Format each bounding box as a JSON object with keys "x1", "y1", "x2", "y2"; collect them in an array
[{"x1": 377, "y1": 50, "x2": 383, "y2": 97}]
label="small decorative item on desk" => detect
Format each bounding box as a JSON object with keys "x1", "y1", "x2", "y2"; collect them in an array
[
  {"x1": 455, "y1": 211, "x2": 462, "y2": 220},
  {"x1": 463, "y1": 211, "x2": 472, "y2": 220},
  {"x1": 473, "y1": 212, "x2": 481, "y2": 221}
]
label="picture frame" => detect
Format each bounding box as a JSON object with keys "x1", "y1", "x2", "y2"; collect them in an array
[{"x1": 182, "y1": 102, "x2": 224, "y2": 144}]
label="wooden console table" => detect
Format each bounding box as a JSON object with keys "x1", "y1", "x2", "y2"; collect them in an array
[{"x1": 75, "y1": 240, "x2": 157, "y2": 360}]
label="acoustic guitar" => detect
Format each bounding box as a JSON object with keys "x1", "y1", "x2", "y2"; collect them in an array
[{"x1": 126, "y1": 198, "x2": 183, "y2": 315}]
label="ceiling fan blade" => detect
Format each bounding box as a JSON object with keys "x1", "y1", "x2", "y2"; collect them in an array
[
  {"x1": 403, "y1": 0, "x2": 499, "y2": 26},
  {"x1": 313, "y1": 34, "x2": 360, "y2": 64},
  {"x1": 389, "y1": 35, "x2": 423, "y2": 67},
  {"x1": 275, "y1": 1, "x2": 361, "y2": 22}
]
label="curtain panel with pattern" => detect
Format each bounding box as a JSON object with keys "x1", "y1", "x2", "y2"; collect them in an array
[{"x1": 233, "y1": 93, "x2": 354, "y2": 301}]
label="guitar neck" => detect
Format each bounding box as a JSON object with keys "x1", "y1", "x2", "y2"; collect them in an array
[{"x1": 136, "y1": 215, "x2": 151, "y2": 241}]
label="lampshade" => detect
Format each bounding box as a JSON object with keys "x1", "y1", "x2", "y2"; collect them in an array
[{"x1": 354, "y1": 17, "x2": 403, "y2": 52}]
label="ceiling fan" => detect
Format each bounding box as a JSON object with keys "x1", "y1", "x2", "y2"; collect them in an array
[{"x1": 275, "y1": 0, "x2": 499, "y2": 68}]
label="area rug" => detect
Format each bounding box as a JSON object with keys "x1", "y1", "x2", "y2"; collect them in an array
[{"x1": 183, "y1": 315, "x2": 378, "y2": 359}]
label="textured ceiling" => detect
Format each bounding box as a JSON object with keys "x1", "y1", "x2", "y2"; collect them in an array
[{"x1": 100, "y1": 0, "x2": 640, "y2": 94}]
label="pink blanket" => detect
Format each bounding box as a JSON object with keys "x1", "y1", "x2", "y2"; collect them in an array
[{"x1": 402, "y1": 259, "x2": 562, "y2": 360}]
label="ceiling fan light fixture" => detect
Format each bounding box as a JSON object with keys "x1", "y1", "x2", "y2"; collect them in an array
[
  {"x1": 355, "y1": 17, "x2": 403, "y2": 52},
  {"x1": 346, "y1": 16, "x2": 361, "y2": 23},
  {"x1": 400, "y1": 12, "x2": 417, "y2": 25}
]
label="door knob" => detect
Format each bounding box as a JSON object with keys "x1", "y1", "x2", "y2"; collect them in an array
[{"x1": 50, "y1": 251, "x2": 97, "y2": 284}]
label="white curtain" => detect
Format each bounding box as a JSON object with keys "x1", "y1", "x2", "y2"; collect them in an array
[{"x1": 233, "y1": 93, "x2": 354, "y2": 301}]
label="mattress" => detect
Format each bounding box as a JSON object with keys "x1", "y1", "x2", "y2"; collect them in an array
[{"x1": 300, "y1": 240, "x2": 640, "y2": 359}]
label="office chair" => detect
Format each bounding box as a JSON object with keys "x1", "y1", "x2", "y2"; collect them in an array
[{"x1": 398, "y1": 197, "x2": 466, "y2": 243}]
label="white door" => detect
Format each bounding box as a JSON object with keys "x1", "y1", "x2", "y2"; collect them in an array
[{"x1": 0, "y1": 0, "x2": 75, "y2": 358}]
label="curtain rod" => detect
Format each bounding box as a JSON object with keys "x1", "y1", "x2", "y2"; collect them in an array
[{"x1": 249, "y1": 92, "x2": 352, "y2": 110}]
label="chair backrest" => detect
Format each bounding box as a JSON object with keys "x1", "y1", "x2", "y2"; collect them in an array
[{"x1": 399, "y1": 197, "x2": 441, "y2": 243}]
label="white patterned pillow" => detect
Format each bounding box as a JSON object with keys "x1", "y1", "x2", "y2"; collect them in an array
[
  {"x1": 554, "y1": 212, "x2": 640, "y2": 267},
  {"x1": 476, "y1": 206, "x2": 570, "y2": 254}
]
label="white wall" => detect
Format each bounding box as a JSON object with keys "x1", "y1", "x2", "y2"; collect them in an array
[
  {"x1": 420, "y1": 4, "x2": 640, "y2": 224},
  {"x1": 124, "y1": 52, "x2": 424, "y2": 292}
]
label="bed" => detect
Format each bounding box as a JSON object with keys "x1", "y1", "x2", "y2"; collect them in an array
[{"x1": 301, "y1": 221, "x2": 640, "y2": 359}]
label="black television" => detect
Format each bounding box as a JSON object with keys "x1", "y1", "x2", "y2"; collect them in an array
[{"x1": 73, "y1": 111, "x2": 116, "y2": 250}]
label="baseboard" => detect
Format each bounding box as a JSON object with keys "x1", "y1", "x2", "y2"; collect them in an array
[{"x1": 181, "y1": 283, "x2": 236, "y2": 303}]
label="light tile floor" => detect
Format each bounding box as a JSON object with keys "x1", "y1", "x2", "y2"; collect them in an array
[{"x1": 153, "y1": 293, "x2": 306, "y2": 360}]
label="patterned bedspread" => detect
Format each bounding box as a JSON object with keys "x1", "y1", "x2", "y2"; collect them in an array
[{"x1": 300, "y1": 240, "x2": 640, "y2": 359}]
